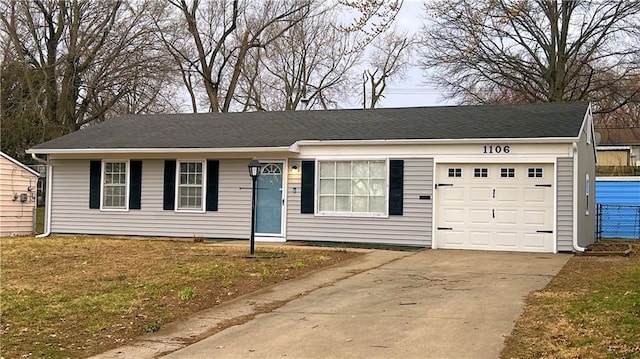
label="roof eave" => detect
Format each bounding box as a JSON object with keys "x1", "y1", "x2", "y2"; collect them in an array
[
  {"x1": 26, "y1": 146, "x2": 296, "y2": 155},
  {"x1": 0, "y1": 151, "x2": 40, "y2": 177},
  {"x1": 294, "y1": 137, "x2": 580, "y2": 146}
]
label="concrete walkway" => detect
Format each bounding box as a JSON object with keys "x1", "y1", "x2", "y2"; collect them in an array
[{"x1": 92, "y1": 249, "x2": 569, "y2": 359}]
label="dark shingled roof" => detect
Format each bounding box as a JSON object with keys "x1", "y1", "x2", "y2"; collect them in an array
[{"x1": 30, "y1": 102, "x2": 589, "y2": 151}]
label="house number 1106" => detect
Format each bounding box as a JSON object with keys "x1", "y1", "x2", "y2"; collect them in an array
[{"x1": 483, "y1": 145, "x2": 510, "y2": 154}]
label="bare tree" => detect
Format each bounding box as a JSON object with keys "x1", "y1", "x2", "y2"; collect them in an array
[
  {"x1": 418, "y1": 0, "x2": 640, "y2": 115},
  {"x1": 0, "y1": 0, "x2": 178, "y2": 160},
  {"x1": 162, "y1": 0, "x2": 313, "y2": 113},
  {"x1": 363, "y1": 29, "x2": 415, "y2": 108},
  {"x1": 238, "y1": 5, "x2": 362, "y2": 111},
  {"x1": 337, "y1": 0, "x2": 403, "y2": 46}
]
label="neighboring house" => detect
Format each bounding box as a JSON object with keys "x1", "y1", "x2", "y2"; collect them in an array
[
  {"x1": 0, "y1": 152, "x2": 39, "y2": 236},
  {"x1": 27, "y1": 102, "x2": 596, "y2": 253},
  {"x1": 595, "y1": 127, "x2": 640, "y2": 167}
]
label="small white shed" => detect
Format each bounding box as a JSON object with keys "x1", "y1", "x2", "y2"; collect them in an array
[{"x1": 0, "y1": 152, "x2": 39, "y2": 236}]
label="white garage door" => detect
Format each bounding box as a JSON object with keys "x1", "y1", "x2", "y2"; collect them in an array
[{"x1": 435, "y1": 163, "x2": 554, "y2": 253}]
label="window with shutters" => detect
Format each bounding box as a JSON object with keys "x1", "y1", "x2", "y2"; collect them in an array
[
  {"x1": 176, "y1": 161, "x2": 206, "y2": 212},
  {"x1": 102, "y1": 161, "x2": 129, "y2": 210},
  {"x1": 317, "y1": 160, "x2": 387, "y2": 216}
]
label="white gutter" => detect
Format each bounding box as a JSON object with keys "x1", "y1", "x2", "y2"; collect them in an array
[
  {"x1": 26, "y1": 146, "x2": 295, "y2": 155},
  {"x1": 596, "y1": 145, "x2": 631, "y2": 151},
  {"x1": 31, "y1": 153, "x2": 52, "y2": 238},
  {"x1": 294, "y1": 137, "x2": 580, "y2": 146}
]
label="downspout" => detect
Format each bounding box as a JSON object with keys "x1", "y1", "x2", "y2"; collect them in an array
[
  {"x1": 31, "y1": 153, "x2": 52, "y2": 238},
  {"x1": 572, "y1": 142, "x2": 586, "y2": 252}
]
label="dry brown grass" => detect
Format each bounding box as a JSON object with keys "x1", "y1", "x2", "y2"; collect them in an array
[
  {"x1": 501, "y1": 241, "x2": 640, "y2": 359},
  {"x1": 0, "y1": 235, "x2": 362, "y2": 358}
]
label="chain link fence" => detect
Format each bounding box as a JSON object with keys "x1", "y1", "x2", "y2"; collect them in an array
[{"x1": 596, "y1": 204, "x2": 640, "y2": 240}]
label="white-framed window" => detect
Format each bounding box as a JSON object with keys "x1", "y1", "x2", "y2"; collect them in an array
[
  {"x1": 176, "y1": 161, "x2": 206, "y2": 211},
  {"x1": 317, "y1": 160, "x2": 387, "y2": 216},
  {"x1": 500, "y1": 168, "x2": 515, "y2": 178},
  {"x1": 474, "y1": 168, "x2": 488, "y2": 178},
  {"x1": 528, "y1": 168, "x2": 543, "y2": 178},
  {"x1": 448, "y1": 168, "x2": 462, "y2": 178},
  {"x1": 102, "y1": 161, "x2": 129, "y2": 210}
]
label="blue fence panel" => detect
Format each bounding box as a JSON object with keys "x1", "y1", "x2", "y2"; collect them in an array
[{"x1": 596, "y1": 178, "x2": 640, "y2": 239}]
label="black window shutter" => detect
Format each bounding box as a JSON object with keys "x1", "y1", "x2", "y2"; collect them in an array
[
  {"x1": 129, "y1": 160, "x2": 142, "y2": 210},
  {"x1": 301, "y1": 161, "x2": 315, "y2": 214},
  {"x1": 389, "y1": 160, "x2": 404, "y2": 215},
  {"x1": 89, "y1": 160, "x2": 101, "y2": 209},
  {"x1": 163, "y1": 160, "x2": 176, "y2": 210},
  {"x1": 206, "y1": 160, "x2": 219, "y2": 211}
]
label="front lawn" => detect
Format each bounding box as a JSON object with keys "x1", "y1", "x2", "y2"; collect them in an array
[
  {"x1": 0, "y1": 236, "x2": 362, "y2": 358},
  {"x1": 502, "y1": 240, "x2": 640, "y2": 358}
]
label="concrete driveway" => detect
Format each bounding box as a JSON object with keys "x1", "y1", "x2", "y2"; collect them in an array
[{"x1": 156, "y1": 249, "x2": 569, "y2": 359}]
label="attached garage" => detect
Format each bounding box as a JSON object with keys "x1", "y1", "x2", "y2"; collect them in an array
[{"x1": 435, "y1": 163, "x2": 554, "y2": 252}]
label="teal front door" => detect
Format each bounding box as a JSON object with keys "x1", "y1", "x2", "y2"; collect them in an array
[{"x1": 256, "y1": 163, "x2": 283, "y2": 235}]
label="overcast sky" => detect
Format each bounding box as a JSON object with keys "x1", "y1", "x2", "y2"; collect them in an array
[{"x1": 363, "y1": 0, "x2": 454, "y2": 109}]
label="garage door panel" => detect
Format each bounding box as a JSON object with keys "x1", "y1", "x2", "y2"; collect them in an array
[
  {"x1": 524, "y1": 188, "x2": 547, "y2": 202},
  {"x1": 494, "y1": 209, "x2": 518, "y2": 224},
  {"x1": 436, "y1": 163, "x2": 555, "y2": 253},
  {"x1": 470, "y1": 187, "x2": 492, "y2": 201},
  {"x1": 441, "y1": 208, "x2": 466, "y2": 225},
  {"x1": 495, "y1": 188, "x2": 519, "y2": 202},
  {"x1": 441, "y1": 187, "x2": 465, "y2": 201},
  {"x1": 439, "y1": 230, "x2": 465, "y2": 246},
  {"x1": 523, "y1": 210, "x2": 546, "y2": 225},
  {"x1": 522, "y1": 233, "x2": 553, "y2": 251},
  {"x1": 495, "y1": 232, "x2": 518, "y2": 248},
  {"x1": 469, "y1": 209, "x2": 491, "y2": 224},
  {"x1": 469, "y1": 231, "x2": 491, "y2": 246}
]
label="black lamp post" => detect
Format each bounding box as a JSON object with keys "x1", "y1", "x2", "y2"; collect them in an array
[{"x1": 248, "y1": 158, "x2": 261, "y2": 255}]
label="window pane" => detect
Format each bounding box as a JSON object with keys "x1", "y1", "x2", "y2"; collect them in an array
[
  {"x1": 353, "y1": 162, "x2": 368, "y2": 177},
  {"x1": 369, "y1": 197, "x2": 385, "y2": 212},
  {"x1": 336, "y1": 196, "x2": 350, "y2": 212},
  {"x1": 370, "y1": 179, "x2": 385, "y2": 196},
  {"x1": 319, "y1": 162, "x2": 335, "y2": 177},
  {"x1": 319, "y1": 179, "x2": 335, "y2": 194},
  {"x1": 319, "y1": 196, "x2": 334, "y2": 212},
  {"x1": 352, "y1": 196, "x2": 367, "y2": 212},
  {"x1": 369, "y1": 161, "x2": 385, "y2": 177},
  {"x1": 336, "y1": 162, "x2": 351, "y2": 177},
  {"x1": 352, "y1": 179, "x2": 369, "y2": 195},
  {"x1": 336, "y1": 179, "x2": 351, "y2": 194}
]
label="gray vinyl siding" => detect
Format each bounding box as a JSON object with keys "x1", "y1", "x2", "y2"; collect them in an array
[
  {"x1": 576, "y1": 127, "x2": 597, "y2": 248},
  {"x1": 286, "y1": 158, "x2": 433, "y2": 246},
  {"x1": 556, "y1": 157, "x2": 574, "y2": 252},
  {"x1": 49, "y1": 159, "x2": 252, "y2": 238}
]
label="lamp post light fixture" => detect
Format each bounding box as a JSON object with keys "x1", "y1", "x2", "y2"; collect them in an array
[{"x1": 247, "y1": 158, "x2": 261, "y2": 255}]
